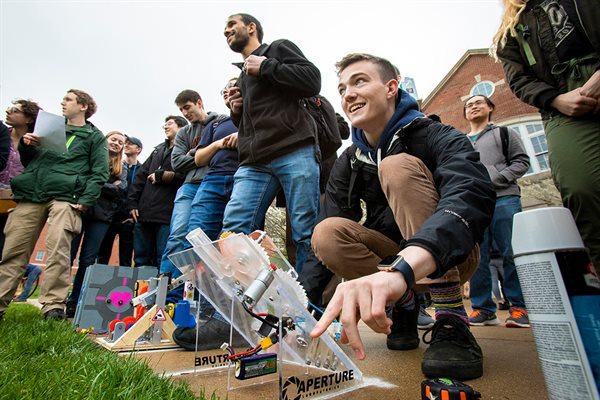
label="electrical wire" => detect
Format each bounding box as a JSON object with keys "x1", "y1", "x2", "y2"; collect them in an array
[
  {"x1": 228, "y1": 343, "x2": 262, "y2": 361},
  {"x1": 242, "y1": 300, "x2": 279, "y2": 330},
  {"x1": 308, "y1": 301, "x2": 338, "y2": 323}
]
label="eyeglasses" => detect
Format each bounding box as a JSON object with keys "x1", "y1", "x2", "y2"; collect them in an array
[
  {"x1": 465, "y1": 100, "x2": 486, "y2": 109},
  {"x1": 5, "y1": 106, "x2": 23, "y2": 114},
  {"x1": 220, "y1": 82, "x2": 237, "y2": 96}
]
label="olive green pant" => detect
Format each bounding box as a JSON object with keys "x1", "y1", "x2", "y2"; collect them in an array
[
  {"x1": 545, "y1": 56, "x2": 600, "y2": 275},
  {"x1": 544, "y1": 113, "x2": 600, "y2": 275}
]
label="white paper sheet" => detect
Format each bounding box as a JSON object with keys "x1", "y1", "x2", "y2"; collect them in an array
[{"x1": 33, "y1": 111, "x2": 66, "y2": 154}]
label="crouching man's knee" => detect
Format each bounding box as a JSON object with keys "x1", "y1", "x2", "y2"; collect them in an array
[{"x1": 312, "y1": 217, "x2": 347, "y2": 274}]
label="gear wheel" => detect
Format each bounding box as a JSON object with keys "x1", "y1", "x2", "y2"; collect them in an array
[
  {"x1": 274, "y1": 267, "x2": 309, "y2": 309},
  {"x1": 218, "y1": 233, "x2": 308, "y2": 307},
  {"x1": 217, "y1": 234, "x2": 270, "y2": 288}
]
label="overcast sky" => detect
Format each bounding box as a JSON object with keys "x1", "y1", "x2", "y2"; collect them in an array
[{"x1": 1, "y1": 0, "x2": 503, "y2": 161}]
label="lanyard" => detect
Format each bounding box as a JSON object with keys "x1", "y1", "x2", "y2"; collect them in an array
[{"x1": 66, "y1": 135, "x2": 76, "y2": 149}]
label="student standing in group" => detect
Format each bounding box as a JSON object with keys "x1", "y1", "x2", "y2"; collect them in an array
[
  {"x1": 97, "y1": 136, "x2": 143, "y2": 266},
  {"x1": 0, "y1": 100, "x2": 42, "y2": 255},
  {"x1": 0, "y1": 89, "x2": 108, "y2": 321},
  {"x1": 463, "y1": 94, "x2": 530, "y2": 328},
  {"x1": 159, "y1": 90, "x2": 225, "y2": 302},
  {"x1": 494, "y1": 0, "x2": 600, "y2": 274},
  {"x1": 128, "y1": 117, "x2": 186, "y2": 267},
  {"x1": 222, "y1": 13, "x2": 321, "y2": 275}
]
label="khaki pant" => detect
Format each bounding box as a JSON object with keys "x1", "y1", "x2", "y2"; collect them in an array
[
  {"x1": 0, "y1": 200, "x2": 82, "y2": 314},
  {"x1": 312, "y1": 153, "x2": 479, "y2": 289}
]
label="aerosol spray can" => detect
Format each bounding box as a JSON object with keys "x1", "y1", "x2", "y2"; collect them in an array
[{"x1": 512, "y1": 207, "x2": 599, "y2": 399}]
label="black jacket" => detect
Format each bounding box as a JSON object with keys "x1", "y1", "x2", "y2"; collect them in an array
[
  {"x1": 231, "y1": 39, "x2": 321, "y2": 165},
  {"x1": 497, "y1": 0, "x2": 600, "y2": 116},
  {"x1": 322, "y1": 118, "x2": 495, "y2": 279},
  {"x1": 128, "y1": 140, "x2": 183, "y2": 224},
  {"x1": 86, "y1": 168, "x2": 127, "y2": 223}
]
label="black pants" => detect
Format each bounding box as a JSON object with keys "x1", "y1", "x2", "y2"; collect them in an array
[{"x1": 97, "y1": 221, "x2": 134, "y2": 266}]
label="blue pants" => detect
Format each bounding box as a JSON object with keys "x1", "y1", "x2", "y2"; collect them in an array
[
  {"x1": 222, "y1": 144, "x2": 320, "y2": 275},
  {"x1": 185, "y1": 174, "x2": 235, "y2": 322},
  {"x1": 470, "y1": 195, "x2": 525, "y2": 313},
  {"x1": 15, "y1": 264, "x2": 43, "y2": 301},
  {"x1": 188, "y1": 175, "x2": 234, "y2": 242},
  {"x1": 133, "y1": 222, "x2": 170, "y2": 267},
  {"x1": 159, "y1": 183, "x2": 201, "y2": 278}
]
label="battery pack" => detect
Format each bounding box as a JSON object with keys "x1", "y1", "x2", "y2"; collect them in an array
[
  {"x1": 235, "y1": 353, "x2": 277, "y2": 380},
  {"x1": 421, "y1": 378, "x2": 481, "y2": 400}
]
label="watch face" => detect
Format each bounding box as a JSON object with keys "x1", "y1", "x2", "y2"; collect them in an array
[{"x1": 377, "y1": 255, "x2": 402, "y2": 269}]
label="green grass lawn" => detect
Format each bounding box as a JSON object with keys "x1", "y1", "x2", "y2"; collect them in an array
[{"x1": 0, "y1": 303, "x2": 210, "y2": 400}]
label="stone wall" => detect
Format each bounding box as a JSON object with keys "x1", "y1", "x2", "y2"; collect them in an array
[{"x1": 518, "y1": 171, "x2": 562, "y2": 209}]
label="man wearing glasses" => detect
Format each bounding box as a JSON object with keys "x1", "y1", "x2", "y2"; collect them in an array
[{"x1": 463, "y1": 94, "x2": 531, "y2": 329}]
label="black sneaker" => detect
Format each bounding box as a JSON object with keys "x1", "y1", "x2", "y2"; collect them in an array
[
  {"x1": 421, "y1": 314, "x2": 483, "y2": 380},
  {"x1": 173, "y1": 318, "x2": 248, "y2": 351},
  {"x1": 66, "y1": 302, "x2": 77, "y2": 318},
  {"x1": 44, "y1": 308, "x2": 66, "y2": 321},
  {"x1": 386, "y1": 291, "x2": 420, "y2": 350}
]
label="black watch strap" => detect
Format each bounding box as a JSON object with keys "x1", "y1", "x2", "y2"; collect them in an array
[{"x1": 390, "y1": 259, "x2": 415, "y2": 290}]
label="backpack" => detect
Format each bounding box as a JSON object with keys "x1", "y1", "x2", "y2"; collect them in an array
[
  {"x1": 302, "y1": 95, "x2": 345, "y2": 160},
  {"x1": 253, "y1": 40, "x2": 347, "y2": 160}
]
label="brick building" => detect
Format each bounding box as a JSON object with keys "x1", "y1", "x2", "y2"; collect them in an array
[{"x1": 421, "y1": 49, "x2": 562, "y2": 209}]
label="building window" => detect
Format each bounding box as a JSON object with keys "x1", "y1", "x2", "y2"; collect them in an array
[
  {"x1": 470, "y1": 81, "x2": 495, "y2": 97},
  {"x1": 505, "y1": 121, "x2": 549, "y2": 175},
  {"x1": 35, "y1": 250, "x2": 45, "y2": 261}
]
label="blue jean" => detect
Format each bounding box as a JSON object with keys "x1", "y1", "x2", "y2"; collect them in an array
[
  {"x1": 185, "y1": 175, "x2": 235, "y2": 322},
  {"x1": 133, "y1": 222, "x2": 170, "y2": 267},
  {"x1": 188, "y1": 175, "x2": 234, "y2": 242},
  {"x1": 68, "y1": 219, "x2": 110, "y2": 304},
  {"x1": 15, "y1": 264, "x2": 43, "y2": 301},
  {"x1": 159, "y1": 183, "x2": 201, "y2": 277},
  {"x1": 470, "y1": 195, "x2": 526, "y2": 313},
  {"x1": 159, "y1": 183, "x2": 200, "y2": 303},
  {"x1": 222, "y1": 144, "x2": 320, "y2": 275}
]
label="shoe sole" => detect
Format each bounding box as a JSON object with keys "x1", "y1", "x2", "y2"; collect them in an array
[
  {"x1": 421, "y1": 358, "x2": 483, "y2": 380},
  {"x1": 469, "y1": 318, "x2": 500, "y2": 326},
  {"x1": 387, "y1": 338, "x2": 420, "y2": 351},
  {"x1": 505, "y1": 321, "x2": 530, "y2": 328},
  {"x1": 417, "y1": 324, "x2": 434, "y2": 330}
]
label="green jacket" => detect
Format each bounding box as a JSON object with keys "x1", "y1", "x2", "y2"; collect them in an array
[
  {"x1": 498, "y1": 0, "x2": 600, "y2": 115},
  {"x1": 12, "y1": 122, "x2": 109, "y2": 206}
]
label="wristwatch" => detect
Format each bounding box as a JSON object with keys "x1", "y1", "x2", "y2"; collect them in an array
[{"x1": 377, "y1": 255, "x2": 416, "y2": 290}]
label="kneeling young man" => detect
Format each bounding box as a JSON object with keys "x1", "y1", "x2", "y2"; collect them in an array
[{"x1": 310, "y1": 54, "x2": 495, "y2": 380}]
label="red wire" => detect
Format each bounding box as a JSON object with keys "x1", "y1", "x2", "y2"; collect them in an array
[{"x1": 228, "y1": 343, "x2": 261, "y2": 360}]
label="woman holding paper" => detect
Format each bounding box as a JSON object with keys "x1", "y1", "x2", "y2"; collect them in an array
[
  {"x1": 67, "y1": 131, "x2": 127, "y2": 317},
  {"x1": 0, "y1": 100, "x2": 42, "y2": 255}
]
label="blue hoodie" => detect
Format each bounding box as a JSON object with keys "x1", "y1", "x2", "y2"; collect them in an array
[{"x1": 351, "y1": 89, "x2": 424, "y2": 162}]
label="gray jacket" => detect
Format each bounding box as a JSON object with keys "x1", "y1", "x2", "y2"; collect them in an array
[
  {"x1": 171, "y1": 112, "x2": 223, "y2": 184},
  {"x1": 470, "y1": 124, "x2": 530, "y2": 198}
]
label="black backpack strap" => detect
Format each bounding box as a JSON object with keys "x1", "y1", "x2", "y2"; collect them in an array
[
  {"x1": 348, "y1": 147, "x2": 360, "y2": 210},
  {"x1": 500, "y1": 126, "x2": 510, "y2": 165}
]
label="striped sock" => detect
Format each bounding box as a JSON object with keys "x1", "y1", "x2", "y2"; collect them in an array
[
  {"x1": 429, "y1": 282, "x2": 469, "y2": 325},
  {"x1": 396, "y1": 289, "x2": 416, "y2": 310}
]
